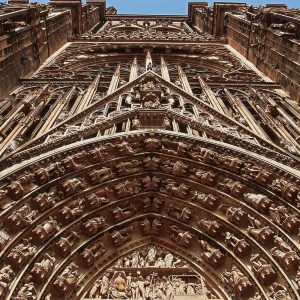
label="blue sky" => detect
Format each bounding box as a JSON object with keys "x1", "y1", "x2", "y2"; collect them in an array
[{"x1": 107, "y1": 0, "x2": 300, "y2": 14}]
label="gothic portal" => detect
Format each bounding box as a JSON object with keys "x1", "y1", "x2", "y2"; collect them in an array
[{"x1": 0, "y1": 1, "x2": 300, "y2": 300}]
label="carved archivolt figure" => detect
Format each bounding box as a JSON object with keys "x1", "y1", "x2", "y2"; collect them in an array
[
  {"x1": 0, "y1": 265, "x2": 15, "y2": 297},
  {"x1": 82, "y1": 217, "x2": 106, "y2": 236},
  {"x1": 13, "y1": 282, "x2": 37, "y2": 300},
  {"x1": 224, "y1": 232, "x2": 251, "y2": 258},
  {"x1": 244, "y1": 193, "x2": 273, "y2": 213},
  {"x1": 222, "y1": 265, "x2": 253, "y2": 298},
  {"x1": 110, "y1": 226, "x2": 133, "y2": 247},
  {"x1": 170, "y1": 225, "x2": 194, "y2": 247},
  {"x1": 199, "y1": 240, "x2": 226, "y2": 268},
  {"x1": 31, "y1": 254, "x2": 56, "y2": 284}
]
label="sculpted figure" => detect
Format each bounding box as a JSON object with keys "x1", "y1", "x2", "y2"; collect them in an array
[
  {"x1": 224, "y1": 232, "x2": 251, "y2": 258},
  {"x1": 246, "y1": 215, "x2": 274, "y2": 246},
  {"x1": 118, "y1": 141, "x2": 138, "y2": 155},
  {"x1": 250, "y1": 254, "x2": 277, "y2": 285},
  {"x1": 86, "y1": 167, "x2": 114, "y2": 185},
  {"x1": 161, "y1": 160, "x2": 188, "y2": 177},
  {"x1": 222, "y1": 265, "x2": 253, "y2": 298},
  {"x1": 111, "y1": 204, "x2": 136, "y2": 222},
  {"x1": 143, "y1": 176, "x2": 161, "y2": 191},
  {"x1": 62, "y1": 155, "x2": 83, "y2": 172},
  {"x1": 110, "y1": 226, "x2": 133, "y2": 247},
  {"x1": 58, "y1": 178, "x2": 85, "y2": 196},
  {"x1": 199, "y1": 240, "x2": 226, "y2": 268},
  {"x1": 6, "y1": 241, "x2": 36, "y2": 271},
  {"x1": 193, "y1": 192, "x2": 220, "y2": 210},
  {"x1": 219, "y1": 205, "x2": 248, "y2": 227},
  {"x1": 161, "y1": 138, "x2": 190, "y2": 156},
  {"x1": 243, "y1": 164, "x2": 273, "y2": 186},
  {"x1": 268, "y1": 283, "x2": 293, "y2": 300},
  {"x1": 34, "y1": 162, "x2": 64, "y2": 184},
  {"x1": 115, "y1": 179, "x2": 141, "y2": 198},
  {"x1": 198, "y1": 218, "x2": 223, "y2": 238},
  {"x1": 244, "y1": 193, "x2": 273, "y2": 213},
  {"x1": 218, "y1": 178, "x2": 245, "y2": 197},
  {"x1": 269, "y1": 204, "x2": 300, "y2": 234},
  {"x1": 161, "y1": 179, "x2": 190, "y2": 198},
  {"x1": 31, "y1": 192, "x2": 56, "y2": 212},
  {"x1": 77, "y1": 241, "x2": 106, "y2": 268},
  {"x1": 84, "y1": 192, "x2": 110, "y2": 209},
  {"x1": 188, "y1": 146, "x2": 217, "y2": 164},
  {"x1": 52, "y1": 263, "x2": 79, "y2": 297},
  {"x1": 0, "y1": 265, "x2": 15, "y2": 297},
  {"x1": 141, "y1": 197, "x2": 164, "y2": 212},
  {"x1": 54, "y1": 231, "x2": 80, "y2": 257},
  {"x1": 89, "y1": 144, "x2": 114, "y2": 162},
  {"x1": 13, "y1": 282, "x2": 37, "y2": 300},
  {"x1": 58, "y1": 203, "x2": 84, "y2": 225},
  {"x1": 140, "y1": 218, "x2": 162, "y2": 235},
  {"x1": 116, "y1": 160, "x2": 142, "y2": 175},
  {"x1": 143, "y1": 156, "x2": 161, "y2": 171},
  {"x1": 195, "y1": 170, "x2": 218, "y2": 186},
  {"x1": 82, "y1": 217, "x2": 106, "y2": 236},
  {"x1": 5, "y1": 204, "x2": 37, "y2": 233},
  {"x1": 144, "y1": 137, "x2": 161, "y2": 151},
  {"x1": 167, "y1": 204, "x2": 192, "y2": 223},
  {"x1": 170, "y1": 225, "x2": 194, "y2": 247},
  {"x1": 271, "y1": 179, "x2": 299, "y2": 203},
  {"x1": 270, "y1": 236, "x2": 299, "y2": 271},
  {"x1": 31, "y1": 219, "x2": 60, "y2": 245},
  {"x1": 6, "y1": 179, "x2": 25, "y2": 200},
  {"x1": 31, "y1": 254, "x2": 56, "y2": 284},
  {"x1": 221, "y1": 155, "x2": 244, "y2": 173}
]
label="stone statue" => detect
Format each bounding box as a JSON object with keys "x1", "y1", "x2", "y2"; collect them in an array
[
  {"x1": 31, "y1": 254, "x2": 56, "y2": 284},
  {"x1": 199, "y1": 240, "x2": 226, "y2": 268},
  {"x1": 110, "y1": 226, "x2": 133, "y2": 247},
  {"x1": 224, "y1": 232, "x2": 251, "y2": 258},
  {"x1": 244, "y1": 193, "x2": 273, "y2": 213},
  {"x1": 193, "y1": 192, "x2": 220, "y2": 210},
  {"x1": 82, "y1": 217, "x2": 106, "y2": 236},
  {"x1": 86, "y1": 167, "x2": 114, "y2": 185},
  {"x1": 167, "y1": 204, "x2": 192, "y2": 223},
  {"x1": 218, "y1": 178, "x2": 245, "y2": 197},
  {"x1": 54, "y1": 231, "x2": 80, "y2": 257},
  {"x1": 170, "y1": 225, "x2": 194, "y2": 247}
]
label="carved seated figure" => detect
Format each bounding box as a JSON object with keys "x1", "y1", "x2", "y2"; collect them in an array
[
  {"x1": 111, "y1": 204, "x2": 136, "y2": 222},
  {"x1": 5, "y1": 204, "x2": 37, "y2": 233},
  {"x1": 13, "y1": 282, "x2": 37, "y2": 300},
  {"x1": 268, "y1": 282, "x2": 293, "y2": 300},
  {"x1": 170, "y1": 225, "x2": 194, "y2": 247},
  {"x1": 58, "y1": 204, "x2": 84, "y2": 225},
  {"x1": 160, "y1": 179, "x2": 190, "y2": 198},
  {"x1": 195, "y1": 170, "x2": 218, "y2": 186},
  {"x1": 141, "y1": 197, "x2": 164, "y2": 212},
  {"x1": 198, "y1": 218, "x2": 223, "y2": 238},
  {"x1": 59, "y1": 178, "x2": 85, "y2": 197},
  {"x1": 217, "y1": 178, "x2": 245, "y2": 197},
  {"x1": 269, "y1": 204, "x2": 300, "y2": 234},
  {"x1": 221, "y1": 156, "x2": 244, "y2": 174},
  {"x1": 167, "y1": 204, "x2": 192, "y2": 223},
  {"x1": 86, "y1": 167, "x2": 114, "y2": 185},
  {"x1": 116, "y1": 160, "x2": 142, "y2": 175},
  {"x1": 243, "y1": 164, "x2": 273, "y2": 186},
  {"x1": 53, "y1": 231, "x2": 80, "y2": 257},
  {"x1": 34, "y1": 162, "x2": 64, "y2": 184},
  {"x1": 222, "y1": 265, "x2": 253, "y2": 298},
  {"x1": 82, "y1": 217, "x2": 106, "y2": 237},
  {"x1": 188, "y1": 146, "x2": 217, "y2": 164},
  {"x1": 89, "y1": 144, "x2": 114, "y2": 162},
  {"x1": 52, "y1": 263, "x2": 79, "y2": 297},
  {"x1": 140, "y1": 218, "x2": 162, "y2": 235},
  {"x1": 270, "y1": 236, "x2": 299, "y2": 272},
  {"x1": 31, "y1": 193, "x2": 56, "y2": 212},
  {"x1": 246, "y1": 215, "x2": 274, "y2": 246},
  {"x1": 115, "y1": 179, "x2": 141, "y2": 198},
  {"x1": 31, "y1": 219, "x2": 59, "y2": 245},
  {"x1": 193, "y1": 192, "x2": 220, "y2": 210},
  {"x1": 84, "y1": 192, "x2": 110, "y2": 209},
  {"x1": 143, "y1": 156, "x2": 161, "y2": 171},
  {"x1": 224, "y1": 232, "x2": 251, "y2": 258},
  {"x1": 144, "y1": 137, "x2": 161, "y2": 151},
  {"x1": 271, "y1": 179, "x2": 299, "y2": 204},
  {"x1": 117, "y1": 141, "x2": 137, "y2": 156},
  {"x1": 0, "y1": 265, "x2": 15, "y2": 297},
  {"x1": 161, "y1": 139, "x2": 190, "y2": 157},
  {"x1": 219, "y1": 205, "x2": 248, "y2": 227},
  {"x1": 244, "y1": 193, "x2": 273, "y2": 213},
  {"x1": 62, "y1": 155, "x2": 83, "y2": 172},
  {"x1": 250, "y1": 254, "x2": 277, "y2": 285},
  {"x1": 31, "y1": 254, "x2": 56, "y2": 284},
  {"x1": 77, "y1": 241, "x2": 106, "y2": 268},
  {"x1": 199, "y1": 240, "x2": 226, "y2": 268},
  {"x1": 161, "y1": 160, "x2": 188, "y2": 177},
  {"x1": 6, "y1": 180, "x2": 24, "y2": 200},
  {"x1": 6, "y1": 242, "x2": 37, "y2": 271},
  {"x1": 110, "y1": 226, "x2": 133, "y2": 247}
]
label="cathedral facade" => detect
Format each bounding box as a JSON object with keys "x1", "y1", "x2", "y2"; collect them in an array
[{"x1": 0, "y1": 1, "x2": 300, "y2": 299}]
